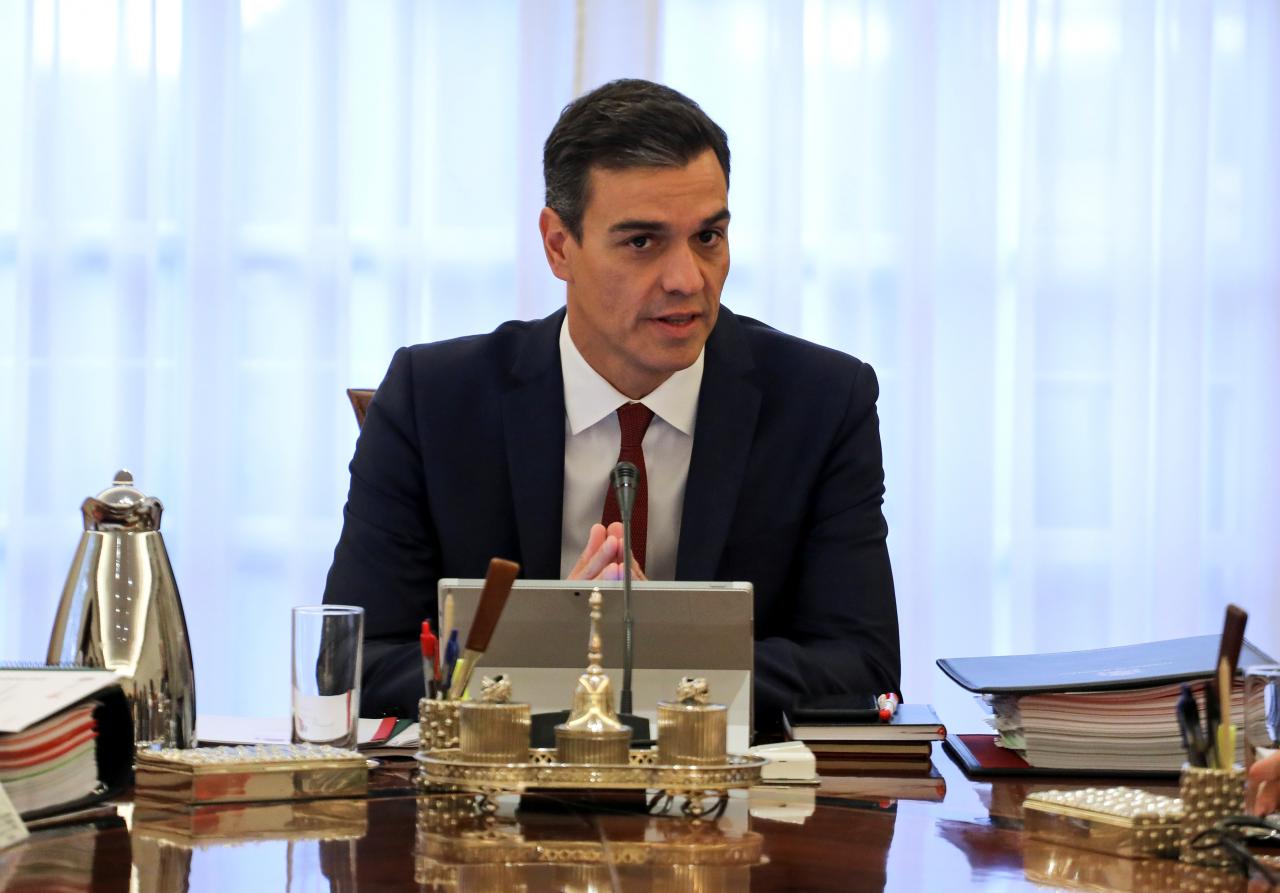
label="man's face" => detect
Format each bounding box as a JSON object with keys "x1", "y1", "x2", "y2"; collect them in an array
[{"x1": 541, "y1": 149, "x2": 730, "y2": 399}]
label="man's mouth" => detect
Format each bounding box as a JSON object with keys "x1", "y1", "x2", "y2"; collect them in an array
[{"x1": 652, "y1": 313, "x2": 698, "y2": 328}]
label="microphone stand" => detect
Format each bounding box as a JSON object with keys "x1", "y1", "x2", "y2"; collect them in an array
[
  {"x1": 611, "y1": 461, "x2": 648, "y2": 744},
  {"x1": 620, "y1": 484, "x2": 635, "y2": 717},
  {"x1": 527, "y1": 462, "x2": 651, "y2": 749}
]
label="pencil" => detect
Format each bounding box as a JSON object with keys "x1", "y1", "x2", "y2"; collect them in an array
[{"x1": 442, "y1": 592, "x2": 455, "y2": 647}]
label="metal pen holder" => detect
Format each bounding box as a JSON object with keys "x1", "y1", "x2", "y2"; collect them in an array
[
  {"x1": 657, "y1": 700, "x2": 728, "y2": 766},
  {"x1": 460, "y1": 701, "x2": 531, "y2": 764},
  {"x1": 420, "y1": 698, "x2": 460, "y2": 751},
  {"x1": 1178, "y1": 765, "x2": 1246, "y2": 867}
]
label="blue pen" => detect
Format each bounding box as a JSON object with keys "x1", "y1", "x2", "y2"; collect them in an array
[{"x1": 442, "y1": 629, "x2": 460, "y2": 693}]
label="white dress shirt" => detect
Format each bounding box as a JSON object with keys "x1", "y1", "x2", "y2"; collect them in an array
[{"x1": 558, "y1": 319, "x2": 703, "y2": 581}]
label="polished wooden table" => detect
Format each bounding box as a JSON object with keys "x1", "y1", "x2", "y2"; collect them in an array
[{"x1": 0, "y1": 747, "x2": 1264, "y2": 892}]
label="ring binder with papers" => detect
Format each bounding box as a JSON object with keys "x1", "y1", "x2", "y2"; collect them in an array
[
  {"x1": 937, "y1": 636, "x2": 1277, "y2": 775},
  {"x1": 0, "y1": 669, "x2": 134, "y2": 820}
]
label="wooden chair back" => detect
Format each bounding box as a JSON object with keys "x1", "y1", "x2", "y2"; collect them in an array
[{"x1": 346, "y1": 388, "x2": 375, "y2": 429}]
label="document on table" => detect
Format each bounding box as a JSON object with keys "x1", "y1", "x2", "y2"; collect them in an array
[
  {"x1": 0, "y1": 669, "x2": 120, "y2": 733},
  {"x1": 197, "y1": 715, "x2": 290, "y2": 745},
  {"x1": 198, "y1": 715, "x2": 418, "y2": 748}
]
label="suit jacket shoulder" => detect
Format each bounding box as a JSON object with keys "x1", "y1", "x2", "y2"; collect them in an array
[
  {"x1": 395, "y1": 310, "x2": 564, "y2": 406},
  {"x1": 721, "y1": 309, "x2": 878, "y2": 406}
]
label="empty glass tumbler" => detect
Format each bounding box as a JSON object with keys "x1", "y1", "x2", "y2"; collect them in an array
[{"x1": 291, "y1": 605, "x2": 364, "y2": 748}]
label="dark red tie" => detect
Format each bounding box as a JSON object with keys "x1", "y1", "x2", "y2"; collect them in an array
[{"x1": 601, "y1": 402, "x2": 655, "y2": 572}]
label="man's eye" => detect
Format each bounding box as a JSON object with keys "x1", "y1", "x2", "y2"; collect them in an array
[
  {"x1": 698, "y1": 230, "x2": 723, "y2": 246},
  {"x1": 628, "y1": 235, "x2": 651, "y2": 249}
]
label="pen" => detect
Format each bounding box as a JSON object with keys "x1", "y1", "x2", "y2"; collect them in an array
[
  {"x1": 1204, "y1": 678, "x2": 1221, "y2": 765},
  {"x1": 1211, "y1": 603, "x2": 1248, "y2": 769},
  {"x1": 1216, "y1": 657, "x2": 1236, "y2": 770},
  {"x1": 442, "y1": 629, "x2": 460, "y2": 695},
  {"x1": 420, "y1": 620, "x2": 438, "y2": 699},
  {"x1": 1176, "y1": 683, "x2": 1207, "y2": 768},
  {"x1": 877, "y1": 693, "x2": 899, "y2": 722},
  {"x1": 442, "y1": 593, "x2": 456, "y2": 655},
  {"x1": 447, "y1": 558, "x2": 521, "y2": 700}
]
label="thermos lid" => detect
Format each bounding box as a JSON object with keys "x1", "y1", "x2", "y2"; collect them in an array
[{"x1": 81, "y1": 469, "x2": 164, "y2": 532}]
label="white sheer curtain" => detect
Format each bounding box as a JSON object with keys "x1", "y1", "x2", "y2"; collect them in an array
[{"x1": 2, "y1": 0, "x2": 1276, "y2": 723}]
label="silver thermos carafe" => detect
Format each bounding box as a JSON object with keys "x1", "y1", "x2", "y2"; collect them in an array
[{"x1": 47, "y1": 470, "x2": 197, "y2": 749}]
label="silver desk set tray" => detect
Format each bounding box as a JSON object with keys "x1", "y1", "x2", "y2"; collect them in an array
[
  {"x1": 415, "y1": 747, "x2": 766, "y2": 814},
  {"x1": 416, "y1": 588, "x2": 762, "y2": 816}
]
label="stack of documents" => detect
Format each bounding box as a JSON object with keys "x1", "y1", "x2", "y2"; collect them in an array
[
  {"x1": 0, "y1": 668, "x2": 133, "y2": 818},
  {"x1": 938, "y1": 635, "x2": 1270, "y2": 774},
  {"x1": 0, "y1": 701, "x2": 100, "y2": 815},
  {"x1": 991, "y1": 681, "x2": 1243, "y2": 772}
]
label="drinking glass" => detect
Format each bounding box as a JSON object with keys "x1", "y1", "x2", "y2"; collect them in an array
[{"x1": 291, "y1": 605, "x2": 364, "y2": 748}]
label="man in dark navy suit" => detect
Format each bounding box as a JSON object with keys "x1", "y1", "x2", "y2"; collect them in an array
[{"x1": 323, "y1": 79, "x2": 900, "y2": 734}]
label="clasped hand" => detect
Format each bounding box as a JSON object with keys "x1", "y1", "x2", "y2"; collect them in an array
[
  {"x1": 567, "y1": 522, "x2": 647, "y2": 582},
  {"x1": 1250, "y1": 749, "x2": 1280, "y2": 817}
]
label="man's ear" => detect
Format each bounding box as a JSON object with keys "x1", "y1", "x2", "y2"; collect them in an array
[{"x1": 539, "y1": 207, "x2": 574, "y2": 283}]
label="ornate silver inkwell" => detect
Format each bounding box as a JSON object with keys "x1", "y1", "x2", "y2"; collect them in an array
[{"x1": 415, "y1": 588, "x2": 764, "y2": 816}]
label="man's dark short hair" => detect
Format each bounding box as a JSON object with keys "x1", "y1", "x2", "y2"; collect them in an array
[{"x1": 543, "y1": 79, "x2": 730, "y2": 242}]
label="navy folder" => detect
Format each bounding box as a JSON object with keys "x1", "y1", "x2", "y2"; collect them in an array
[{"x1": 937, "y1": 634, "x2": 1275, "y2": 694}]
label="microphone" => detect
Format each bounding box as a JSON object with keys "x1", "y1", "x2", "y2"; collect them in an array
[
  {"x1": 611, "y1": 461, "x2": 639, "y2": 519},
  {"x1": 611, "y1": 461, "x2": 639, "y2": 717}
]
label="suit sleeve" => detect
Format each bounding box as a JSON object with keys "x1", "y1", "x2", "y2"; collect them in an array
[
  {"x1": 752, "y1": 361, "x2": 901, "y2": 734},
  {"x1": 323, "y1": 347, "x2": 439, "y2": 717}
]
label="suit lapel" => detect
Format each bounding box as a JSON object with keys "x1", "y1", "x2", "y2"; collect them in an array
[
  {"x1": 676, "y1": 308, "x2": 760, "y2": 580},
  {"x1": 502, "y1": 309, "x2": 567, "y2": 579}
]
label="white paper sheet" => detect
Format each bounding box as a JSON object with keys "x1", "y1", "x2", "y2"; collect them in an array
[
  {"x1": 0, "y1": 670, "x2": 120, "y2": 733},
  {"x1": 0, "y1": 784, "x2": 29, "y2": 849}
]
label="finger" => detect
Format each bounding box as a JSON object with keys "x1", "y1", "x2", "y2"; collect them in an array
[
  {"x1": 1248, "y1": 752, "x2": 1280, "y2": 783},
  {"x1": 602, "y1": 522, "x2": 648, "y2": 580},
  {"x1": 599, "y1": 561, "x2": 622, "y2": 581},
  {"x1": 628, "y1": 554, "x2": 648, "y2": 581},
  {"x1": 1253, "y1": 779, "x2": 1278, "y2": 816},
  {"x1": 580, "y1": 535, "x2": 621, "y2": 581},
  {"x1": 567, "y1": 524, "x2": 607, "y2": 579}
]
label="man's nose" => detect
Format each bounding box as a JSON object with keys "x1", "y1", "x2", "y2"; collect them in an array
[{"x1": 660, "y1": 243, "x2": 706, "y2": 296}]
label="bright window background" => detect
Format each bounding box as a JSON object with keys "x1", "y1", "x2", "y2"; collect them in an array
[{"x1": 1, "y1": 0, "x2": 1277, "y2": 730}]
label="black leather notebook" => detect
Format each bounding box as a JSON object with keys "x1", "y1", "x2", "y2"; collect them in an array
[
  {"x1": 936, "y1": 634, "x2": 1276, "y2": 694},
  {"x1": 787, "y1": 693, "x2": 880, "y2": 725},
  {"x1": 784, "y1": 703, "x2": 945, "y2": 743}
]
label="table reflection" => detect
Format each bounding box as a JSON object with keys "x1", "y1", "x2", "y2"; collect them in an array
[
  {"x1": 4, "y1": 754, "x2": 1275, "y2": 892},
  {"x1": 413, "y1": 792, "x2": 765, "y2": 891},
  {"x1": 0, "y1": 818, "x2": 128, "y2": 893},
  {"x1": 1023, "y1": 839, "x2": 1251, "y2": 893},
  {"x1": 66, "y1": 790, "x2": 791, "y2": 893},
  {"x1": 129, "y1": 799, "x2": 370, "y2": 893}
]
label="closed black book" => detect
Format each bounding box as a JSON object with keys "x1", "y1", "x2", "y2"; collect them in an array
[
  {"x1": 784, "y1": 702, "x2": 946, "y2": 743},
  {"x1": 787, "y1": 693, "x2": 880, "y2": 725}
]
